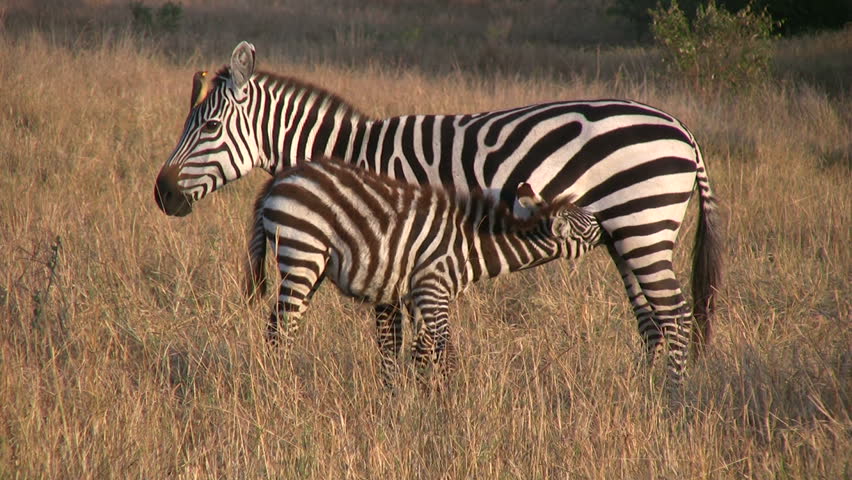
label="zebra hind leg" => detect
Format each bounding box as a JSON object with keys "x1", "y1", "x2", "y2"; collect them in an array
[
  {"x1": 608, "y1": 243, "x2": 694, "y2": 390},
  {"x1": 633, "y1": 261, "x2": 693, "y2": 389},
  {"x1": 267, "y1": 294, "x2": 303, "y2": 349},
  {"x1": 607, "y1": 244, "x2": 663, "y2": 366}
]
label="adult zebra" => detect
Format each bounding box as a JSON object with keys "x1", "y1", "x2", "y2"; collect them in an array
[
  {"x1": 154, "y1": 41, "x2": 722, "y2": 385},
  {"x1": 249, "y1": 158, "x2": 603, "y2": 385}
]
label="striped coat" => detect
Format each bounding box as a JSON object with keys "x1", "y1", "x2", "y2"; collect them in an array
[
  {"x1": 155, "y1": 42, "x2": 723, "y2": 386},
  {"x1": 247, "y1": 158, "x2": 603, "y2": 383}
]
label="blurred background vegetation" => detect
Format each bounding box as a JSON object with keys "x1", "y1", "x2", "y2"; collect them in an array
[
  {"x1": 610, "y1": 0, "x2": 852, "y2": 39},
  {"x1": 2, "y1": 0, "x2": 850, "y2": 95}
]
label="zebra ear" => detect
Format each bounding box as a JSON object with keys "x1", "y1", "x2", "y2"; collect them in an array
[
  {"x1": 229, "y1": 41, "x2": 256, "y2": 89},
  {"x1": 190, "y1": 71, "x2": 209, "y2": 109}
]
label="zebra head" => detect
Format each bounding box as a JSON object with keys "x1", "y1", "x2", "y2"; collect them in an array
[
  {"x1": 514, "y1": 182, "x2": 602, "y2": 247},
  {"x1": 547, "y1": 200, "x2": 603, "y2": 248},
  {"x1": 154, "y1": 41, "x2": 261, "y2": 216}
]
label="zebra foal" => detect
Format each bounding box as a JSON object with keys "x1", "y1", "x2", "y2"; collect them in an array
[{"x1": 247, "y1": 158, "x2": 603, "y2": 384}]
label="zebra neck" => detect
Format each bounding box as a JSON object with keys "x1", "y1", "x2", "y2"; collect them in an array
[
  {"x1": 256, "y1": 75, "x2": 369, "y2": 173},
  {"x1": 468, "y1": 221, "x2": 563, "y2": 283},
  {"x1": 350, "y1": 117, "x2": 413, "y2": 173}
]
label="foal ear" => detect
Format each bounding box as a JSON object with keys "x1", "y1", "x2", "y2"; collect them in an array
[
  {"x1": 513, "y1": 182, "x2": 546, "y2": 219},
  {"x1": 550, "y1": 210, "x2": 574, "y2": 239},
  {"x1": 229, "y1": 41, "x2": 256, "y2": 89}
]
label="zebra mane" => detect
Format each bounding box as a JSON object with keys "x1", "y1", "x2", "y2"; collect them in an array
[{"x1": 213, "y1": 66, "x2": 372, "y2": 121}]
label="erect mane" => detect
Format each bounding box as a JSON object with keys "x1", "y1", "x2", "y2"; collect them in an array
[{"x1": 212, "y1": 66, "x2": 372, "y2": 121}]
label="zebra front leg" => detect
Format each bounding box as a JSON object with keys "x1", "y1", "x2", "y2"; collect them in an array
[
  {"x1": 375, "y1": 302, "x2": 404, "y2": 388},
  {"x1": 267, "y1": 295, "x2": 304, "y2": 349}
]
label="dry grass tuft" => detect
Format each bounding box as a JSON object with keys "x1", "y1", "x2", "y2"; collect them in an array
[{"x1": 1, "y1": 16, "x2": 849, "y2": 479}]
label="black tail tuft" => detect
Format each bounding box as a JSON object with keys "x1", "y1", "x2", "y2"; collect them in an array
[{"x1": 691, "y1": 174, "x2": 723, "y2": 355}]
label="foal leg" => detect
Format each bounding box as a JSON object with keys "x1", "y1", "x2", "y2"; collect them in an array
[
  {"x1": 409, "y1": 290, "x2": 454, "y2": 384},
  {"x1": 266, "y1": 252, "x2": 327, "y2": 349},
  {"x1": 375, "y1": 302, "x2": 404, "y2": 388}
]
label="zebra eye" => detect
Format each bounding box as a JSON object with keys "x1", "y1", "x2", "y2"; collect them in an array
[{"x1": 201, "y1": 120, "x2": 221, "y2": 133}]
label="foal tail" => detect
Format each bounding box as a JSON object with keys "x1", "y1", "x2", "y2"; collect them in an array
[
  {"x1": 690, "y1": 143, "x2": 724, "y2": 354},
  {"x1": 244, "y1": 178, "x2": 275, "y2": 302}
]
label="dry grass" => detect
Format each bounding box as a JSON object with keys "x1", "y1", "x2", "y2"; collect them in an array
[{"x1": 1, "y1": 19, "x2": 850, "y2": 480}]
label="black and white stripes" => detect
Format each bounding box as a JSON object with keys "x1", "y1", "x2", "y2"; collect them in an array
[
  {"x1": 248, "y1": 158, "x2": 603, "y2": 384},
  {"x1": 155, "y1": 41, "x2": 722, "y2": 386}
]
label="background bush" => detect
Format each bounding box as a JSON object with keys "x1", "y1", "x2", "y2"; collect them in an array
[
  {"x1": 650, "y1": 0, "x2": 778, "y2": 93},
  {"x1": 130, "y1": 1, "x2": 183, "y2": 35},
  {"x1": 610, "y1": 0, "x2": 850, "y2": 40}
]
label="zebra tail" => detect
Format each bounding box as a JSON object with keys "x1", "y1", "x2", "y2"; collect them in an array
[
  {"x1": 245, "y1": 179, "x2": 274, "y2": 302},
  {"x1": 690, "y1": 146, "x2": 723, "y2": 355}
]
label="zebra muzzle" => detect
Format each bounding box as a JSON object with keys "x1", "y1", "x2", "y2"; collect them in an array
[{"x1": 154, "y1": 167, "x2": 193, "y2": 217}]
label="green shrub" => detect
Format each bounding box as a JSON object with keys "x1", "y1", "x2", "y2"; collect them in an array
[
  {"x1": 130, "y1": 2, "x2": 155, "y2": 33},
  {"x1": 650, "y1": 0, "x2": 779, "y2": 94},
  {"x1": 130, "y1": 1, "x2": 183, "y2": 35},
  {"x1": 156, "y1": 2, "x2": 183, "y2": 34}
]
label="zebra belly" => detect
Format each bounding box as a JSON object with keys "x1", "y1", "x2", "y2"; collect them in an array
[{"x1": 325, "y1": 248, "x2": 411, "y2": 305}]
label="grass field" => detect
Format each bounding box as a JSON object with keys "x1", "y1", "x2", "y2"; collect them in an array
[{"x1": 1, "y1": 2, "x2": 850, "y2": 478}]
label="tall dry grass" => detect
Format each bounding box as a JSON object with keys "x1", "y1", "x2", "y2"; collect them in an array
[{"x1": 0, "y1": 23, "x2": 849, "y2": 480}]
